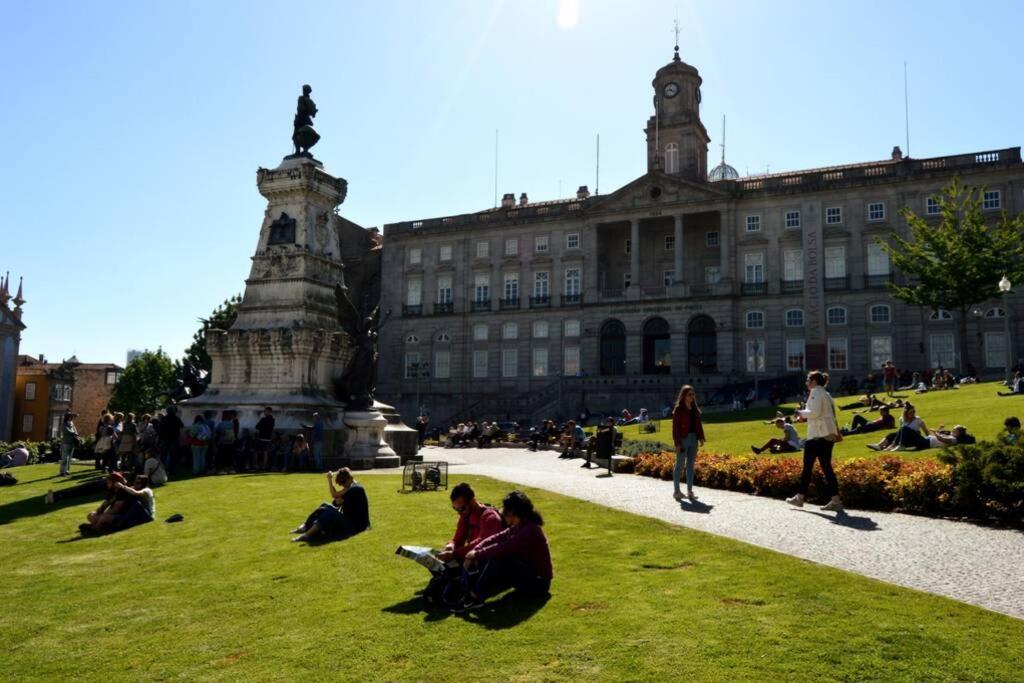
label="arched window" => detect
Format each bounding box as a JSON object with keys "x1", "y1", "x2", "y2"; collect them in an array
[
  {"x1": 405, "y1": 333, "x2": 420, "y2": 344},
  {"x1": 472, "y1": 323, "x2": 488, "y2": 341},
  {"x1": 745, "y1": 310, "x2": 765, "y2": 329},
  {"x1": 869, "y1": 304, "x2": 891, "y2": 323},
  {"x1": 985, "y1": 307, "x2": 1007, "y2": 318},
  {"x1": 435, "y1": 331, "x2": 451, "y2": 343},
  {"x1": 642, "y1": 317, "x2": 671, "y2": 374},
  {"x1": 785, "y1": 309, "x2": 804, "y2": 327},
  {"x1": 501, "y1": 322, "x2": 518, "y2": 339},
  {"x1": 664, "y1": 142, "x2": 679, "y2": 174},
  {"x1": 929, "y1": 309, "x2": 954, "y2": 321},
  {"x1": 599, "y1": 319, "x2": 626, "y2": 375},
  {"x1": 687, "y1": 315, "x2": 717, "y2": 373},
  {"x1": 827, "y1": 306, "x2": 847, "y2": 326}
]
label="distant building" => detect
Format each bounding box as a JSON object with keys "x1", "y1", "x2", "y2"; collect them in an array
[
  {"x1": 0, "y1": 274, "x2": 26, "y2": 442},
  {"x1": 69, "y1": 362, "x2": 123, "y2": 433},
  {"x1": 13, "y1": 355, "x2": 75, "y2": 442},
  {"x1": 126, "y1": 349, "x2": 146, "y2": 365}
]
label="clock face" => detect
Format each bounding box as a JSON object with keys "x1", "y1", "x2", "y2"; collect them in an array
[
  {"x1": 695, "y1": 86, "x2": 702, "y2": 104},
  {"x1": 663, "y1": 82, "x2": 680, "y2": 98}
]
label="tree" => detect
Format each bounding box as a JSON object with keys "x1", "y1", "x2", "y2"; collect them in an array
[
  {"x1": 180, "y1": 294, "x2": 241, "y2": 374},
  {"x1": 881, "y1": 178, "x2": 1024, "y2": 371},
  {"x1": 108, "y1": 350, "x2": 177, "y2": 414}
]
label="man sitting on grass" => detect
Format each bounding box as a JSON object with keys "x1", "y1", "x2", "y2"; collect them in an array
[
  {"x1": 292, "y1": 468, "x2": 370, "y2": 543},
  {"x1": 842, "y1": 406, "x2": 896, "y2": 436},
  {"x1": 996, "y1": 371, "x2": 1024, "y2": 397},
  {"x1": 80, "y1": 472, "x2": 155, "y2": 536},
  {"x1": 751, "y1": 418, "x2": 803, "y2": 454}
]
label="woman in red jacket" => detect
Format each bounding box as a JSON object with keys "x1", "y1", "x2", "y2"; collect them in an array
[{"x1": 671, "y1": 385, "x2": 706, "y2": 502}]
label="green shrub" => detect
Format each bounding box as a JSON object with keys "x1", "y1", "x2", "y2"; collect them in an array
[
  {"x1": 0, "y1": 439, "x2": 59, "y2": 465},
  {"x1": 620, "y1": 439, "x2": 670, "y2": 458},
  {"x1": 937, "y1": 436, "x2": 1024, "y2": 522}
]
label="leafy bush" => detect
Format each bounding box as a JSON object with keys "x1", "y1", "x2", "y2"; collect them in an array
[
  {"x1": 640, "y1": 422, "x2": 657, "y2": 434},
  {"x1": 937, "y1": 436, "x2": 1024, "y2": 522},
  {"x1": 620, "y1": 439, "x2": 671, "y2": 458},
  {"x1": 0, "y1": 439, "x2": 59, "y2": 465}
]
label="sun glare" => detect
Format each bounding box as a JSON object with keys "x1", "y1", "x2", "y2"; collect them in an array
[{"x1": 556, "y1": 0, "x2": 580, "y2": 29}]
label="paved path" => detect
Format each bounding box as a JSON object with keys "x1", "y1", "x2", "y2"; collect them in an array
[{"x1": 412, "y1": 446, "x2": 1024, "y2": 620}]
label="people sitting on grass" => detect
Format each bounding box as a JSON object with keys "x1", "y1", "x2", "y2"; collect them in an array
[
  {"x1": 618, "y1": 409, "x2": 636, "y2": 426},
  {"x1": 925, "y1": 424, "x2": 976, "y2": 448},
  {"x1": 424, "y1": 482, "x2": 505, "y2": 606},
  {"x1": 0, "y1": 443, "x2": 30, "y2": 469},
  {"x1": 996, "y1": 371, "x2": 1024, "y2": 396},
  {"x1": 1001, "y1": 417, "x2": 1021, "y2": 445},
  {"x1": 79, "y1": 472, "x2": 155, "y2": 536},
  {"x1": 867, "y1": 403, "x2": 931, "y2": 451},
  {"x1": 451, "y1": 490, "x2": 552, "y2": 614},
  {"x1": 751, "y1": 418, "x2": 803, "y2": 454},
  {"x1": 292, "y1": 468, "x2": 370, "y2": 543},
  {"x1": 842, "y1": 406, "x2": 895, "y2": 436},
  {"x1": 839, "y1": 393, "x2": 877, "y2": 411},
  {"x1": 142, "y1": 447, "x2": 168, "y2": 485}
]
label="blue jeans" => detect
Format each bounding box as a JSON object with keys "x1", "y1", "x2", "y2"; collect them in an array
[
  {"x1": 191, "y1": 445, "x2": 207, "y2": 475},
  {"x1": 60, "y1": 443, "x2": 75, "y2": 475},
  {"x1": 674, "y1": 433, "x2": 698, "y2": 494}
]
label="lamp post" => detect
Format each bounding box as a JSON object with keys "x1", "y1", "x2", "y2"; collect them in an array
[
  {"x1": 752, "y1": 340, "x2": 761, "y2": 400},
  {"x1": 412, "y1": 360, "x2": 430, "y2": 417},
  {"x1": 1000, "y1": 276, "x2": 1013, "y2": 384}
]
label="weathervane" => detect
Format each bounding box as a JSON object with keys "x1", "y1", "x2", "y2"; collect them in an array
[{"x1": 672, "y1": 17, "x2": 681, "y2": 61}]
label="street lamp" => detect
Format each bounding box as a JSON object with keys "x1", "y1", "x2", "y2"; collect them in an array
[
  {"x1": 1000, "y1": 276, "x2": 1013, "y2": 384},
  {"x1": 411, "y1": 360, "x2": 430, "y2": 417}
]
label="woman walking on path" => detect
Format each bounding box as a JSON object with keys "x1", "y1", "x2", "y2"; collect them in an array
[
  {"x1": 787, "y1": 371, "x2": 844, "y2": 512},
  {"x1": 671, "y1": 385, "x2": 705, "y2": 502}
]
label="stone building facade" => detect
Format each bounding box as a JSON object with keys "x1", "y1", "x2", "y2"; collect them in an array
[
  {"x1": 68, "y1": 362, "x2": 123, "y2": 434},
  {"x1": 378, "y1": 49, "x2": 1024, "y2": 424},
  {"x1": 0, "y1": 275, "x2": 26, "y2": 442}
]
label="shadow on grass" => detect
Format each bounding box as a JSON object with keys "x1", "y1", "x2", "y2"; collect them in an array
[
  {"x1": 0, "y1": 472, "x2": 107, "y2": 525},
  {"x1": 798, "y1": 509, "x2": 880, "y2": 531},
  {"x1": 383, "y1": 591, "x2": 550, "y2": 629}
]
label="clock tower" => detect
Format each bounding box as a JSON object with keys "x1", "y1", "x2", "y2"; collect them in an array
[{"x1": 645, "y1": 44, "x2": 710, "y2": 182}]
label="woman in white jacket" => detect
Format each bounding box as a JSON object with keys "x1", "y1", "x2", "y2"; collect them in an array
[{"x1": 786, "y1": 371, "x2": 844, "y2": 512}]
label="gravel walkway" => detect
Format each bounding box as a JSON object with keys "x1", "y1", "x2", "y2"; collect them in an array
[{"x1": 414, "y1": 446, "x2": 1024, "y2": 620}]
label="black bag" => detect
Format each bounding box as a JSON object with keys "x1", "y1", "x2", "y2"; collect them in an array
[{"x1": 0, "y1": 472, "x2": 18, "y2": 486}]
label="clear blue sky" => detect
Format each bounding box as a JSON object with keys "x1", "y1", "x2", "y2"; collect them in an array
[{"x1": 3, "y1": 0, "x2": 1022, "y2": 366}]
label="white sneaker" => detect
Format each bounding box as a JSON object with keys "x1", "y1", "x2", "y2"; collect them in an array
[
  {"x1": 44, "y1": 490, "x2": 54, "y2": 505},
  {"x1": 821, "y1": 499, "x2": 844, "y2": 512},
  {"x1": 785, "y1": 494, "x2": 805, "y2": 508}
]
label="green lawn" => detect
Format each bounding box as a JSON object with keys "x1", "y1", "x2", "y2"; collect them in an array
[
  {"x1": 2, "y1": 466, "x2": 1022, "y2": 681},
  {"x1": 619, "y1": 381, "x2": 1017, "y2": 460}
]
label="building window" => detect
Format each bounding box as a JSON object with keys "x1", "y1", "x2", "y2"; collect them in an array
[
  {"x1": 867, "y1": 202, "x2": 886, "y2": 221},
  {"x1": 828, "y1": 338, "x2": 849, "y2": 371},
  {"x1": 564, "y1": 347, "x2": 581, "y2": 376},
  {"x1": 408, "y1": 247, "x2": 422, "y2": 265},
  {"x1": 22, "y1": 414, "x2": 33, "y2": 433},
  {"x1": 623, "y1": 272, "x2": 632, "y2": 288},
  {"x1": 983, "y1": 190, "x2": 1001, "y2": 210},
  {"x1": 437, "y1": 276, "x2": 452, "y2": 305},
  {"x1": 824, "y1": 246, "x2": 846, "y2": 278},
  {"x1": 744, "y1": 252, "x2": 765, "y2": 283},
  {"x1": 405, "y1": 333, "x2": 420, "y2": 344},
  {"x1": 930, "y1": 333, "x2": 956, "y2": 368},
  {"x1": 533, "y1": 271, "x2": 549, "y2": 298},
  {"x1": 705, "y1": 266, "x2": 721, "y2": 285},
  {"x1": 105, "y1": 371, "x2": 119, "y2": 385},
  {"x1": 866, "y1": 242, "x2": 890, "y2": 275},
  {"x1": 745, "y1": 310, "x2": 765, "y2": 329},
  {"x1": 785, "y1": 210, "x2": 801, "y2": 229},
  {"x1": 504, "y1": 238, "x2": 518, "y2": 256},
  {"x1": 535, "y1": 235, "x2": 549, "y2": 253},
  {"x1": 473, "y1": 350, "x2": 489, "y2": 378},
  {"x1": 503, "y1": 273, "x2": 519, "y2": 302},
  {"x1": 24, "y1": 382, "x2": 36, "y2": 400},
  {"x1": 474, "y1": 275, "x2": 490, "y2": 303},
  {"x1": 783, "y1": 249, "x2": 803, "y2": 281},
  {"x1": 746, "y1": 339, "x2": 766, "y2": 373},
  {"x1": 404, "y1": 352, "x2": 421, "y2": 379},
  {"x1": 439, "y1": 244, "x2": 452, "y2": 261},
  {"x1": 473, "y1": 323, "x2": 488, "y2": 341},
  {"x1": 624, "y1": 239, "x2": 631, "y2": 255},
  {"x1": 435, "y1": 332, "x2": 451, "y2": 343},
  {"x1": 785, "y1": 309, "x2": 804, "y2": 327},
  {"x1": 745, "y1": 214, "x2": 762, "y2": 232},
  {"x1": 566, "y1": 233, "x2": 579, "y2": 250},
  {"x1": 929, "y1": 309, "x2": 954, "y2": 321},
  {"x1": 985, "y1": 332, "x2": 1007, "y2": 368},
  {"x1": 926, "y1": 197, "x2": 940, "y2": 216},
  {"x1": 985, "y1": 307, "x2": 1007, "y2": 318},
  {"x1": 825, "y1": 206, "x2": 843, "y2": 225},
  {"x1": 476, "y1": 240, "x2": 490, "y2": 258},
  {"x1": 502, "y1": 349, "x2": 518, "y2": 377},
  {"x1": 405, "y1": 278, "x2": 422, "y2": 306},
  {"x1": 502, "y1": 322, "x2": 518, "y2": 339},
  {"x1": 663, "y1": 270, "x2": 674, "y2": 286},
  {"x1": 564, "y1": 319, "x2": 581, "y2": 337},
  {"x1": 664, "y1": 234, "x2": 674, "y2": 251},
  {"x1": 827, "y1": 306, "x2": 847, "y2": 326},
  {"x1": 786, "y1": 339, "x2": 805, "y2": 371},
  {"x1": 664, "y1": 142, "x2": 679, "y2": 174},
  {"x1": 53, "y1": 383, "x2": 71, "y2": 402},
  {"x1": 871, "y1": 336, "x2": 893, "y2": 371},
  {"x1": 433, "y1": 350, "x2": 450, "y2": 379},
  {"x1": 532, "y1": 347, "x2": 548, "y2": 377},
  {"x1": 564, "y1": 268, "x2": 581, "y2": 296},
  {"x1": 706, "y1": 231, "x2": 719, "y2": 247},
  {"x1": 869, "y1": 304, "x2": 891, "y2": 323},
  {"x1": 533, "y1": 320, "x2": 549, "y2": 338}
]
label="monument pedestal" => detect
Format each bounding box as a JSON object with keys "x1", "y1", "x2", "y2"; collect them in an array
[{"x1": 344, "y1": 410, "x2": 400, "y2": 469}]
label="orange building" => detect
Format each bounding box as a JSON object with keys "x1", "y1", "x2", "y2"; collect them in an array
[{"x1": 13, "y1": 355, "x2": 75, "y2": 442}]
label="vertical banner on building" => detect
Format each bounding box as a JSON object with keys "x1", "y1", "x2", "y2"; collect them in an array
[{"x1": 804, "y1": 202, "x2": 827, "y2": 370}]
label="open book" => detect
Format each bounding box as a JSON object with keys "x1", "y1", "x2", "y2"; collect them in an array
[{"x1": 395, "y1": 545, "x2": 458, "y2": 574}]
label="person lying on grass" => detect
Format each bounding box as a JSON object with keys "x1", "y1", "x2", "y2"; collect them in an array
[
  {"x1": 451, "y1": 490, "x2": 552, "y2": 614},
  {"x1": 841, "y1": 406, "x2": 895, "y2": 436},
  {"x1": 996, "y1": 371, "x2": 1024, "y2": 397},
  {"x1": 751, "y1": 418, "x2": 803, "y2": 454},
  {"x1": 291, "y1": 467, "x2": 370, "y2": 543},
  {"x1": 80, "y1": 473, "x2": 155, "y2": 536}
]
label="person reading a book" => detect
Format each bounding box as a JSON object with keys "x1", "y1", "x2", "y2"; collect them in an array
[{"x1": 291, "y1": 468, "x2": 370, "y2": 543}]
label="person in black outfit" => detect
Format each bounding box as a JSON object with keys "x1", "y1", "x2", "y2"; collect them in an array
[
  {"x1": 292, "y1": 467, "x2": 370, "y2": 542},
  {"x1": 254, "y1": 407, "x2": 275, "y2": 470},
  {"x1": 157, "y1": 406, "x2": 184, "y2": 474}
]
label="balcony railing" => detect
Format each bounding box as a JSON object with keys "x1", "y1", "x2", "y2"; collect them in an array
[
  {"x1": 499, "y1": 297, "x2": 520, "y2": 310},
  {"x1": 471, "y1": 299, "x2": 491, "y2": 312},
  {"x1": 402, "y1": 304, "x2": 423, "y2": 316},
  {"x1": 600, "y1": 288, "x2": 624, "y2": 299},
  {"x1": 865, "y1": 274, "x2": 893, "y2": 289},
  {"x1": 561, "y1": 293, "x2": 583, "y2": 306},
  {"x1": 433, "y1": 302, "x2": 454, "y2": 315},
  {"x1": 642, "y1": 286, "x2": 666, "y2": 298},
  {"x1": 781, "y1": 280, "x2": 803, "y2": 294},
  {"x1": 741, "y1": 282, "x2": 767, "y2": 295},
  {"x1": 824, "y1": 275, "x2": 849, "y2": 291},
  {"x1": 529, "y1": 295, "x2": 551, "y2": 308}
]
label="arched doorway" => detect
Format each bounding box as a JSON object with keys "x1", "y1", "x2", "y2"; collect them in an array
[
  {"x1": 642, "y1": 317, "x2": 671, "y2": 374},
  {"x1": 687, "y1": 315, "x2": 717, "y2": 373},
  {"x1": 600, "y1": 319, "x2": 626, "y2": 376}
]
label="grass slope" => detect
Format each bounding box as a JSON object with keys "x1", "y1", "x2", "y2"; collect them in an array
[
  {"x1": 619, "y1": 381, "x2": 1018, "y2": 460},
  {"x1": 2, "y1": 466, "x2": 1022, "y2": 681}
]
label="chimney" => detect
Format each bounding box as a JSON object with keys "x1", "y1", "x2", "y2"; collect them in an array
[
  {"x1": 501, "y1": 193, "x2": 515, "y2": 209},
  {"x1": 39, "y1": 353, "x2": 45, "y2": 364},
  {"x1": 519, "y1": 192, "x2": 529, "y2": 206},
  {"x1": 891, "y1": 145, "x2": 904, "y2": 161},
  {"x1": 576, "y1": 185, "x2": 590, "y2": 199}
]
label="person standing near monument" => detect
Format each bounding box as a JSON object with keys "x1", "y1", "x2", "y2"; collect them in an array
[
  {"x1": 300, "y1": 412, "x2": 326, "y2": 471},
  {"x1": 59, "y1": 411, "x2": 81, "y2": 476},
  {"x1": 157, "y1": 406, "x2": 184, "y2": 475},
  {"x1": 255, "y1": 407, "x2": 275, "y2": 471}
]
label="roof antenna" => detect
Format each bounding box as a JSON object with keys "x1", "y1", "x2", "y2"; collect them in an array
[
  {"x1": 673, "y1": 13, "x2": 681, "y2": 61},
  {"x1": 903, "y1": 60, "x2": 911, "y2": 157},
  {"x1": 493, "y1": 129, "x2": 499, "y2": 208},
  {"x1": 595, "y1": 133, "x2": 600, "y2": 195},
  {"x1": 719, "y1": 115, "x2": 726, "y2": 166}
]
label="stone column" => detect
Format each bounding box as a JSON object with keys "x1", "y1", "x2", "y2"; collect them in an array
[
  {"x1": 673, "y1": 214, "x2": 685, "y2": 284},
  {"x1": 718, "y1": 210, "x2": 730, "y2": 282},
  {"x1": 630, "y1": 218, "x2": 640, "y2": 290}
]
